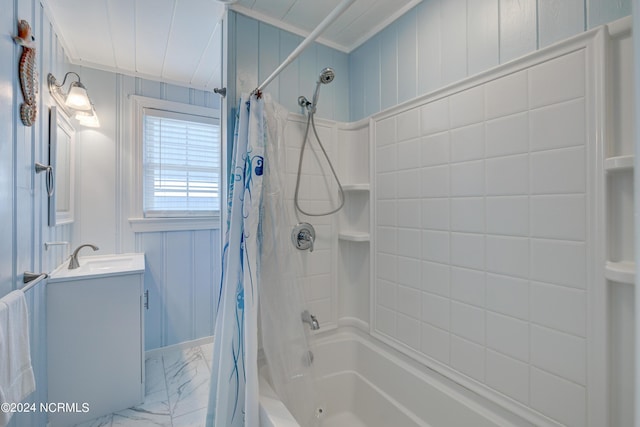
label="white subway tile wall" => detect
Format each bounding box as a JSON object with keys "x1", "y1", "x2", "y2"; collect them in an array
[
  {"x1": 283, "y1": 117, "x2": 339, "y2": 329},
  {"x1": 373, "y1": 49, "x2": 590, "y2": 427}
]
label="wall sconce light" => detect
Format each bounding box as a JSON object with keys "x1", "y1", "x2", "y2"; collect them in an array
[
  {"x1": 47, "y1": 72, "x2": 100, "y2": 127},
  {"x1": 75, "y1": 104, "x2": 100, "y2": 128}
]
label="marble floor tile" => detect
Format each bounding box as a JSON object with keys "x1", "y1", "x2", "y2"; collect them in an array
[
  {"x1": 200, "y1": 342, "x2": 213, "y2": 369},
  {"x1": 72, "y1": 414, "x2": 113, "y2": 427},
  {"x1": 88, "y1": 342, "x2": 215, "y2": 426},
  {"x1": 172, "y1": 407, "x2": 208, "y2": 427},
  {"x1": 111, "y1": 408, "x2": 172, "y2": 427},
  {"x1": 164, "y1": 346, "x2": 211, "y2": 418},
  {"x1": 112, "y1": 382, "x2": 173, "y2": 426},
  {"x1": 145, "y1": 354, "x2": 167, "y2": 397}
]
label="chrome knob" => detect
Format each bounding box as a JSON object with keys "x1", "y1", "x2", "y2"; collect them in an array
[{"x1": 292, "y1": 223, "x2": 315, "y2": 252}]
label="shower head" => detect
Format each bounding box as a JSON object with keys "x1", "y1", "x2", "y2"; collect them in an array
[
  {"x1": 308, "y1": 67, "x2": 336, "y2": 113},
  {"x1": 318, "y1": 67, "x2": 335, "y2": 84}
]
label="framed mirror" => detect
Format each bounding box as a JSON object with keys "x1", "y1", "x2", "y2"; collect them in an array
[{"x1": 48, "y1": 105, "x2": 75, "y2": 226}]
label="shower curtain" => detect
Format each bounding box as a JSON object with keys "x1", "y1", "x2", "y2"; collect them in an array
[{"x1": 207, "y1": 94, "x2": 318, "y2": 427}]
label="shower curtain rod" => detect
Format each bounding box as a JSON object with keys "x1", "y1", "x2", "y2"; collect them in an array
[{"x1": 252, "y1": 0, "x2": 356, "y2": 95}]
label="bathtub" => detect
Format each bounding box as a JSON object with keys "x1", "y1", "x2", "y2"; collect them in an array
[{"x1": 259, "y1": 327, "x2": 533, "y2": 427}]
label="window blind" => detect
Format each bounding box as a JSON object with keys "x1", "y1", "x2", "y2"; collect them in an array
[{"x1": 143, "y1": 108, "x2": 220, "y2": 217}]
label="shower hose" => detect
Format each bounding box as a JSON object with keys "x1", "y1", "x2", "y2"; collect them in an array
[{"x1": 293, "y1": 109, "x2": 345, "y2": 216}]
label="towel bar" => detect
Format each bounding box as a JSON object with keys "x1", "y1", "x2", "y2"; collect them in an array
[{"x1": 21, "y1": 272, "x2": 47, "y2": 292}]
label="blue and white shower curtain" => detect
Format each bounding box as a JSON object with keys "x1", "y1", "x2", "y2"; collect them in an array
[{"x1": 207, "y1": 94, "x2": 266, "y2": 427}]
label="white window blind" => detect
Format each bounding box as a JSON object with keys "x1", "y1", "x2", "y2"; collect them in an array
[{"x1": 143, "y1": 108, "x2": 220, "y2": 217}]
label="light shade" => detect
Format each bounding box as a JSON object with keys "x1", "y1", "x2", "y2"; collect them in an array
[
  {"x1": 75, "y1": 105, "x2": 100, "y2": 128},
  {"x1": 65, "y1": 82, "x2": 91, "y2": 110}
]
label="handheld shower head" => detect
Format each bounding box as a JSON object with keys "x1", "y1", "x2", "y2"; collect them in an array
[
  {"x1": 310, "y1": 67, "x2": 336, "y2": 112},
  {"x1": 318, "y1": 67, "x2": 335, "y2": 84}
]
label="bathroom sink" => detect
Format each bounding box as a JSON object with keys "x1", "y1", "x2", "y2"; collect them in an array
[{"x1": 49, "y1": 253, "x2": 145, "y2": 282}]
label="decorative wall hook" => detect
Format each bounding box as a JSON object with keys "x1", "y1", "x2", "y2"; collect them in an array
[{"x1": 13, "y1": 20, "x2": 37, "y2": 127}]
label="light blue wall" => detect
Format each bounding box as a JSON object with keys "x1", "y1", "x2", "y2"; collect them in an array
[
  {"x1": 0, "y1": 0, "x2": 72, "y2": 425},
  {"x1": 229, "y1": 0, "x2": 629, "y2": 123},
  {"x1": 229, "y1": 11, "x2": 350, "y2": 122},
  {"x1": 128, "y1": 79, "x2": 221, "y2": 351},
  {"x1": 73, "y1": 67, "x2": 221, "y2": 351},
  {"x1": 138, "y1": 229, "x2": 220, "y2": 350},
  {"x1": 589, "y1": 0, "x2": 631, "y2": 28},
  {"x1": 1, "y1": 0, "x2": 71, "y2": 294},
  {"x1": 1, "y1": 6, "x2": 224, "y2": 418},
  {"x1": 349, "y1": 0, "x2": 631, "y2": 121}
]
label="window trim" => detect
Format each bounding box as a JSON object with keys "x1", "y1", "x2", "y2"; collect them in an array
[{"x1": 129, "y1": 95, "x2": 221, "y2": 232}]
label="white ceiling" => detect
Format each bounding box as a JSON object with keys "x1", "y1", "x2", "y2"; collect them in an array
[
  {"x1": 230, "y1": 0, "x2": 422, "y2": 52},
  {"x1": 43, "y1": 0, "x2": 421, "y2": 91}
]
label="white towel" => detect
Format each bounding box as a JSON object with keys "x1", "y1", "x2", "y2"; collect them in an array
[{"x1": 0, "y1": 290, "x2": 36, "y2": 427}]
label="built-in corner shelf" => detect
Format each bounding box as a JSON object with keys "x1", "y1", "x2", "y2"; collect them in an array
[
  {"x1": 338, "y1": 232, "x2": 370, "y2": 242},
  {"x1": 343, "y1": 184, "x2": 370, "y2": 192},
  {"x1": 605, "y1": 261, "x2": 635, "y2": 285},
  {"x1": 605, "y1": 155, "x2": 634, "y2": 171}
]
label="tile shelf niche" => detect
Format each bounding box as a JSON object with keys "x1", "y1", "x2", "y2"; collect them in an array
[
  {"x1": 339, "y1": 185, "x2": 371, "y2": 242},
  {"x1": 337, "y1": 122, "x2": 370, "y2": 243},
  {"x1": 343, "y1": 183, "x2": 370, "y2": 192},
  {"x1": 338, "y1": 231, "x2": 370, "y2": 242},
  {"x1": 605, "y1": 261, "x2": 635, "y2": 285},
  {"x1": 605, "y1": 22, "x2": 635, "y2": 292},
  {"x1": 604, "y1": 154, "x2": 634, "y2": 171},
  {"x1": 336, "y1": 120, "x2": 371, "y2": 327},
  {"x1": 605, "y1": 159, "x2": 635, "y2": 286},
  {"x1": 605, "y1": 21, "x2": 635, "y2": 427},
  {"x1": 605, "y1": 183, "x2": 634, "y2": 281}
]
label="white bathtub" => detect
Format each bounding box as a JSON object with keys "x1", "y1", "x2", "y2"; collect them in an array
[{"x1": 259, "y1": 327, "x2": 534, "y2": 427}]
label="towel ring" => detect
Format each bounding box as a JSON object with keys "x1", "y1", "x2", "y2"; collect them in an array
[{"x1": 35, "y1": 162, "x2": 54, "y2": 197}]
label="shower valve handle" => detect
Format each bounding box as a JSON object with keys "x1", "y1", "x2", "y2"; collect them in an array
[
  {"x1": 292, "y1": 223, "x2": 315, "y2": 252},
  {"x1": 298, "y1": 230, "x2": 314, "y2": 252}
]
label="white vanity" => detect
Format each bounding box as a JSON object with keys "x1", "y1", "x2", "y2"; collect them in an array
[{"x1": 47, "y1": 253, "x2": 145, "y2": 426}]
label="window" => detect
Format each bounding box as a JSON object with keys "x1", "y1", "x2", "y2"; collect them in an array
[
  {"x1": 142, "y1": 109, "x2": 220, "y2": 217},
  {"x1": 129, "y1": 96, "x2": 221, "y2": 232}
]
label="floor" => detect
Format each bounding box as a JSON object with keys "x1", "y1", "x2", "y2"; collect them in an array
[{"x1": 74, "y1": 341, "x2": 214, "y2": 427}]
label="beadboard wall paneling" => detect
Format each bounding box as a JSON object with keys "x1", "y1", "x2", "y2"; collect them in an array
[
  {"x1": 588, "y1": 0, "x2": 631, "y2": 28},
  {"x1": 0, "y1": 0, "x2": 15, "y2": 298},
  {"x1": 73, "y1": 67, "x2": 221, "y2": 351},
  {"x1": 1, "y1": 0, "x2": 69, "y2": 426},
  {"x1": 349, "y1": 0, "x2": 629, "y2": 121},
  {"x1": 139, "y1": 229, "x2": 220, "y2": 350},
  {"x1": 230, "y1": 11, "x2": 350, "y2": 123}
]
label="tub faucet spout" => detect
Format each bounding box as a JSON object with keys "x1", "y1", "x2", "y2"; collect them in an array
[
  {"x1": 68, "y1": 244, "x2": 99, "y2": 269},
  {"x1": 302, "y1": 310, "x2": 320, "y2": 330}
]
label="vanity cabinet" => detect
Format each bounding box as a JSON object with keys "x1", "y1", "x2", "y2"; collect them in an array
[{"x1": 47, "y1": 254, "x2": 145, "y2": 426}]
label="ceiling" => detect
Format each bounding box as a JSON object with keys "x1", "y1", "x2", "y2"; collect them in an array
[
  {"x1": 43, "y1": 0, "x2": 421, "y2": 91},
  {"x1": 230, "y1": 0, "x2": 422, "y2": 52}
]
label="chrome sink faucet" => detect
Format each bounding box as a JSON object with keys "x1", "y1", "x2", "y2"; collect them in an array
[{"x1": 68, "y1": 244, "x2": 99, "y2": 269}]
